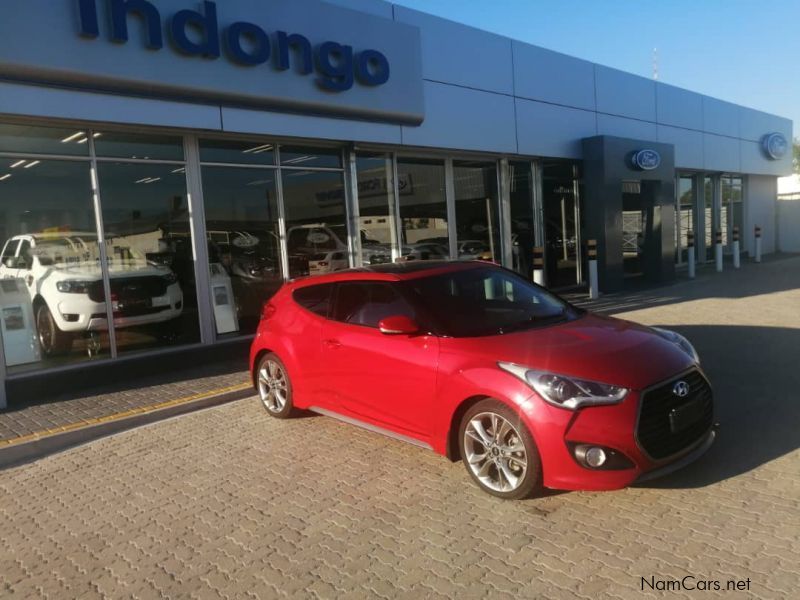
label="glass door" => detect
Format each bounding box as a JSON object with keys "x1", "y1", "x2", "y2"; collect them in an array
[
  {"x1": 542, "y1": 162, "x2": 582, "y2": 288},
  {"x1": 676, "y1": 175, "x2": 695, "y2": 265}
]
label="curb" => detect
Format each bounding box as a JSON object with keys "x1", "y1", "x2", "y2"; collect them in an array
[{"x1": 0, "y1": 383, "x2": 254, "y2": 470}]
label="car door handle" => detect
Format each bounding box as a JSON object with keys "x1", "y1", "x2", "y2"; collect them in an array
[{"x1": 323, "y1": 339, "x2": 342, "y2": 349}]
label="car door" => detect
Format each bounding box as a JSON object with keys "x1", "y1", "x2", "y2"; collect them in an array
[{"x1": 321, "y1": 280, "x2": 439, "y2": 439}]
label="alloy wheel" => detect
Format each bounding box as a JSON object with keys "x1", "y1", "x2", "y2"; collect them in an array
[
  {"x1": 463, "y1": 411, "x2": 528, "y2": 493},
  {"x1": 257, "y1": 360, "x2": 288, "y2": 413}
]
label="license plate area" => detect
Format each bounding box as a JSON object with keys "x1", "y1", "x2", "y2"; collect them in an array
[{"x1": 669, "y1": 399, "x2": 705, "y2": 433}]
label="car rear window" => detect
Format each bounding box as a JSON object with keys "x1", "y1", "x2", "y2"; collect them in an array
[{"x1": 292, "y1": 283, "x2": 334, "y2": 318}]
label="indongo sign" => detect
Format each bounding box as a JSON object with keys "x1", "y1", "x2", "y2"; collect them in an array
[{"x1": 0, "y1": 0, "x2": 425, "y2": 124}]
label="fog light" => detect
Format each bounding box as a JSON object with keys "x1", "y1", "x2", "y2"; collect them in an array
[
  {"x1": 585, "y1": 447, "x2": 607, "y2": 468},
  {"x1": 62, "y1": 313, "x2": 80, "y2": 322}
]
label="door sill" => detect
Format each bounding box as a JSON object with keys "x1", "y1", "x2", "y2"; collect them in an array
[{"x1": 308, "y1": 406, "x2": 433, "y2": 450}]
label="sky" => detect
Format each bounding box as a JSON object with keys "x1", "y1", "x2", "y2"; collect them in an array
[{"x1": 391, "y1": 0, "x2": 799, "y2": 137}]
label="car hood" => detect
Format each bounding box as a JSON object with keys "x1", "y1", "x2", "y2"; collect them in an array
[
  {"x1": 50, "y1": 263, "x2": 173, "y2": 279},
  {"x1": 446, "y1": 313, "x2": 696, "y2": 391}
]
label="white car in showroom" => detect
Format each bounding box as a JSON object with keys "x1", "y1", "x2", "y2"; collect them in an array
[{"x1": 0, "y1": 233, "x2": 183, "y2": 356}]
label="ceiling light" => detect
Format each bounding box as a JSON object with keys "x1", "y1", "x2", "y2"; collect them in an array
[
  {"x1": 0, "y1": 174, "x2": 11, "y2": 181},
  {"x1": 93, "y1": 133, "x2": 102, "y2": 138},
  {"x1": 61, "y1": 131, "x2": 85, "y2": 143},
  {"x1": 171, "y1": 167, "x2": 185, "y2": 174},
  {"x1": 284, "y1": 155, "x2": 316, "y2": 164},
  {"x1": 243, "y1": 144, "x2": 272, "y2": 154},
  {"x1": 10, "y1": 160, "x2": 27, "y2": 168},
  {"x1": 23, "y1": 161, "x2": 41, "y2": 169},
  {"x1": 77, "y1": 138, "x2": 89, "y2": 144}
]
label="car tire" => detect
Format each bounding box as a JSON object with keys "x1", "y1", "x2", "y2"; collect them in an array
[
  {"x1": 255, "y1": 353, "x2": 295, "y2": 419},
  {"x1": 459, "y1": 399, "x2": 543, "y2": 500},
  {"x1": 35, "y1": 302, "x2": 73, "y2": 357}
]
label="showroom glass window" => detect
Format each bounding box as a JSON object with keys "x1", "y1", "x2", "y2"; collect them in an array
[
  {"x1": 453, "y1": 161, "x2": 500, "y2": 263},
  {"x1": 95, "y1": 133, "x2": 201, "y2": 355},
  {"x1": 355, "y1": 153, "x2": 399, "y2": 265},
  {"x1": 508, "y1": 162, "x2": 535, "y2": 278},
  {"x1": 542, "y1": 161, "x2": 583, "y2": 288},
  {"x1": 395, "y1": 158, "x2": 450, "y2": 260},
  {"x1": 200, "y1": 139, "x2": 281, "y2": 337},
  {"x1": 280, "y1": 147, "x2": 348, "y2": 279},
  {"x1": 0, "y1": 124, "x2": 108, "y2": 373},
  {"x1": 721, "y1": 176, "x2": 743, "y2": 253},
  {"x1": 704, "y1": 176, "x2": 715, "y2": 261},
  {"x1": 677, "y1": 175, "x2": 695, "y2": 264}
]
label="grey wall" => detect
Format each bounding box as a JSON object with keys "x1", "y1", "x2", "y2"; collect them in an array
[
  {"x1": 0, "y1": 0, "x2": 792, "y2": 178},
  {"x1": 747, "y1": 175, "x2": 778, "y2": 254}
]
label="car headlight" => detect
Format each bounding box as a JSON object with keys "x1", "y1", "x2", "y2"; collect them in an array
[
  {"x1": 498, "y1": 362, "x2": 628, "y2": 410},
  {"x1": 162, "y1": 272, "x2": 178, "y2": 285},
  {"x1": 56, "y1": 280, "x2": 93, "y2": 294},
  {"x1": 652, "y1": 327, "x2": 700, "y2": 363}
]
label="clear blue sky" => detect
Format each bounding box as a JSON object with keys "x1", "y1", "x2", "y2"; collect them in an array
[{"x1": 392, "y1": 0, "x2": 798, "y2": 137}]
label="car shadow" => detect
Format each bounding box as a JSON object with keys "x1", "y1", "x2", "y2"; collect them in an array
[{"x1": 635, "y1": 323, "x2": 800, "y2": 489}]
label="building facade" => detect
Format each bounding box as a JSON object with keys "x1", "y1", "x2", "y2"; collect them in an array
[{"x1": 0, "y1": 0, "x2": 794, "y2": 384}]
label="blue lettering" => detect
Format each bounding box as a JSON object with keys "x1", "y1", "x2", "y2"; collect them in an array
[
  {"x1": 110, "y1": 0, "x2": 163, "y2": 50},
  {"x1": 226, "y1": 22, "x2": 270, "y2": 66},
  {"x1": 276, "y1": 32, "x2": 313, "y2": 75},
  {"x1": 356, "y1": 50, "x2": 390, "y2": 86},
  {"x1": 316, "y1": 42, "x2": 354, "y2": 92},
  {"x1": 78, "y1": 0, "x2": 100, "y2": 39},
  {"x1": 170, "y1": 1, "x2": 220, "y2": 58}
]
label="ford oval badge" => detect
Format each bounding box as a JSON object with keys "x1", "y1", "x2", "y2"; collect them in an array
[
  {"x1": 631, "y1": 149, "x2": 661, "y2": 171},
  {"x1": 762, "y1": 132, "x2": 788, "y2": 160}
]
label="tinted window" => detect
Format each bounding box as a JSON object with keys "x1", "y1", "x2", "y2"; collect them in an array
[
  {"x1": 293, "y1": 284, "x2": 334, "y2": 318},
  {"x1": 333, "y1": 282, "x2": 415, "y2": 328},
  {"x1": 405, "y1": 267, "x2": 573, "y2": 337}
]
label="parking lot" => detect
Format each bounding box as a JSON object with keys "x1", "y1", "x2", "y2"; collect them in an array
[{"x1": 1, "y1": 256, "x2": 799, "y2": 599}]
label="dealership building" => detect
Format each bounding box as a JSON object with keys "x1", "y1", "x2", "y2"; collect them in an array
[{"x1": 0, "y1": 0, "x2": 794, "y2": 390}]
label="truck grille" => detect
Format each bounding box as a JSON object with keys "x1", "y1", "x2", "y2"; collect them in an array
[
  {"x1": 89, "y1": 277, "x2": 168, "y2": 302},
  {"x1": 637, "y1": 369, "x2": 713, "y2": 460}
]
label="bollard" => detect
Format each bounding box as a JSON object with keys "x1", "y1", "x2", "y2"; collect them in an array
[
  {"x1": 732, "y1": 226, "x2": 740, "y2": 269},
  {"x1": 687, "y1": 230, "x2": 695, "y2": 279},
  {"x1": 587, "y1": 239, "x2": 599, "y2": 299},
  {"x1": 532, "y1": 247, "x2": 545, "y2": 286},
  {"x1": 715, "y1": 230, "x2": 723, "y2": 272},
  {"x1": 754, "y1": 226, "x2": 762, "y2": 263}
]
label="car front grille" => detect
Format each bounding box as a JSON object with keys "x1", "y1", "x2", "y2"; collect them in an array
[
  {"x1": 637, "y1": 369, "x2": 714, "y2": 460},
  {"x1": 89, "y1": 277, "x2": 168, "y2": 302}
]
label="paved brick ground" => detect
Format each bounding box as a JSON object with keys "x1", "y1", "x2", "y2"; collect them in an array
[
  {"x1": 0, "y1": 360, "x2": 249, "y2": 442},
  {"x1": 1, "y1": 255, "x2": 799, "y2": 598}
]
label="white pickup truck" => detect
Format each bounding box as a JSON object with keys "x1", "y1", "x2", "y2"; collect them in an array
[{"x1": 0, "y1": 233, "x2": 183, "y2": 356}]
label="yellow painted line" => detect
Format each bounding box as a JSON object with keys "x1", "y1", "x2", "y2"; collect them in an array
[{"x1": 0, "y1": 382, "x2": 252, "y2": 448}]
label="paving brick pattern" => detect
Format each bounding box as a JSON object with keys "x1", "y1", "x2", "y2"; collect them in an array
[
  {"x1": 1, "y1": 256, "x2": 799, "y2": 598},
  {"x1": 0, "y1": 362, "x2": 249, "y2": 442}
]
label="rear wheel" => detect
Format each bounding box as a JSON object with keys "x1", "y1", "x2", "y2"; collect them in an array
[
  {"x1": 459, "y1": 399, "x2": 542, "y2": 499},
  {"x1": 256, "y1": 353, "x2": 295, "y2": 418},
  {"x1": 35, "y1": 302, "x2": 73, "y2": 357}
]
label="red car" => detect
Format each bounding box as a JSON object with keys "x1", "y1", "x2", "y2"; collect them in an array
[{"x1": 250, "y1": 261, "x2": 715, "y2": 499}]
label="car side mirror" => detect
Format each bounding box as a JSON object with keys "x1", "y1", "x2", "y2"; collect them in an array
[{"x1": 378, "y1": 315, "x2": 419, "y2": 335}]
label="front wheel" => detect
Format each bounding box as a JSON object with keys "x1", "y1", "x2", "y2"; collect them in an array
[
  {"x1": 256, "y1": 353, "x2": 295, "y2": 419},
  {"x1": 35, "y1": 302, "x2": 73, "y2": 357},
  {"x1": 459, "y1": 399, "x2": 543, "y2": 499}
]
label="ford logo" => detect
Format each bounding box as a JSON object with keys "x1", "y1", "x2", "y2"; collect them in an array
[
  {"x1": 762, "y1": 132, "x2": 788, "y2": 160},
  {"x1": 631, "y1": 149, "x2": 661, "y2": 171},
  {"x1": 672, "y1": 381, "x2": 690, "y2": 398}
]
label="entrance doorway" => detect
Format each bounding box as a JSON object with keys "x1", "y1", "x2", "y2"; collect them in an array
[{"x1": 622, "y1": 179, "x2": 663, "y2": 281}]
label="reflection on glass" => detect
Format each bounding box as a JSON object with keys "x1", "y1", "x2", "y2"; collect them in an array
[
  {"x1": 509, "y1": 162, "x2": 535, "y2": 278},
  {"x1": 94, "y1": 132, "x2": 184, "y2": 161},
  {"x1": 622, "y1": 180, "x2": 646, "y2": 277},
  {"x1": 0, "y1": 159, "x2": 109, "y2": 372},
  {"x1": 0, "y1": 124, "x2": 90, "y2": 156},
  {"x1": 677, "y1": 176, "x2": 694, "y2": 264},
  {"x1": 454, "y1": 161, "x2": 500, "y2": 263},
  {"x1": 543, "y1": 162, "x2": 581, "y2": 287},
  {"x1": 396, "y1": 159, "x2": 450, "y2": 261},
  {"x1": 704, "y1": 177, "x2": 714, "y2": 261},
  {"x1": 356, "y1": 154, "x2": 399, "y2": 265},
  {"x1": 282, "y1": 170, "x2": 348, "y2": 278},
  {"x1": 280, "y1": 146, "x2": 342, "y2": 169},
  {"x1": 201, "y1": 166, "x2": 282, "y2": 336},
  {"x1": 97, "y1": 162, "x2": 199, "y2": 354},
  {"x1": 721, "y1": 176, "x2": 743, "y2": 253},
  {"x1": 199, "y1": 139, "x2": 275, "y2": 166}
]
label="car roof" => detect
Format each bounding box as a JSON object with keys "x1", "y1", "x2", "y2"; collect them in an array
[{"x1": 289, "y1": 260, "x2": 492, "y2": 287}]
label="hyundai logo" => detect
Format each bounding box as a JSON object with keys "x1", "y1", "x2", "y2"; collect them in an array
[{"x1": 672, "y1": 381, "x2": 690, "y2": 398}]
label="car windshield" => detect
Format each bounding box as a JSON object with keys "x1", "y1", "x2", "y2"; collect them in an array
[
  {"x1": 34, "y1": 236, "x2": 147, "y2": 267},
  {"x1": 404, "y1": 266, "x2": 576, "y2": 337}
]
